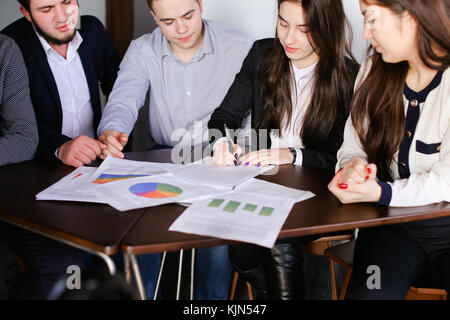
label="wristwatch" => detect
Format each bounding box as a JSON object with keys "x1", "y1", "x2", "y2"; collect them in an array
[{"x1": 288, "y1": 147, "x2": 297, "y2": 164}]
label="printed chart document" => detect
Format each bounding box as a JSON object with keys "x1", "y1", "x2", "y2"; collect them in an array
[
  {"x1": 235, "y1": 178, "x2": 315, "y2": 202},
  {"x1": 172, "y1": 157, "x2": 276, "y2": 189},
  {"x1": 90, "y1": 174, "x2": 230, "y2": 212},
  {"x1": 36, "y1": 166, "x2": 106, "y2": 203},
  {"x1": 169, "y1": 191, "x2": 299, "y2": 248},
  {"x1": 87, "y1": 156, "x2": 178, "y2": 184},
  {"x1": 36, "y1": 157, "x2": 179, "y2": 203}
]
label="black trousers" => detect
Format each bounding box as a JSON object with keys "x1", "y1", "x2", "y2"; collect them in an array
[
  {"x1": 349, "y1": 216, "x2": 450, "y2": 300},
  {"x1": 3, "y1": 224, "x2": 85, "y2": 300},
  {"x1": 229, "y1": 235, "x2": 322, "y2": 300}
]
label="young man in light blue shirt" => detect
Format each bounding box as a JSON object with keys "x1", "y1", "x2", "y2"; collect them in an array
[{"x1": 98, "y1": 0, "x2": 253, "y2": 300}]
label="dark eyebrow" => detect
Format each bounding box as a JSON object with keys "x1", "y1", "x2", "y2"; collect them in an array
[
  {"x1": 278, "y1": 14, "x2": 308, "y2": 27},
  {"x1": 37, "y1": 5, "x2": 53, "y2": 10},
  {"x1": 160, "y1": 9, "x2": 195, "y2": 22}
]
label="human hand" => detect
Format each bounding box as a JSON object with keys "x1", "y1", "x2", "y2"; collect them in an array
[
  {"x1": 212, "y1": 141, "x2": 242, "y2": 166},
  {"x1": 239, "y1": 148, "x2": 293, "y2": 167},
  {"x1": 328, "y1": 158, "x2": 381, "y2": 204},
  {"x1": 98, "y1": 130, "x2": 128, "y2": 159},
  {"x1": 58, "y1": 135, "x2": 107, "y2": 167}
]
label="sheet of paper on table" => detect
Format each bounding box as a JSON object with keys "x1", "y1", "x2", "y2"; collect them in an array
[{"x1": 169, "y1": 190, "x2": 311, "y2": 248}]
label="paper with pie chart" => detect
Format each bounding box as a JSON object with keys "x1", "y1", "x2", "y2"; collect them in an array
[
  {"x1": 88, "y1": 156, "x2": 178, "y2": 185},
  {"x1": 36, "y1": 166, "x2": 108, "y2": 203},
  {"x1": 169, "y1": 191, "x2": 297, "y2": 248},
  {"x1": 90, "y1": 174, "x2": 229, "y2": 211}
]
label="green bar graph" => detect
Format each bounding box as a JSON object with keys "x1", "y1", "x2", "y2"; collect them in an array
[
  {"x1": 243, "y1": 204, "x2": 258, "y2": 212},
  {"x1": 259, "y1": 207, "x2": 274, "y2": 216},
  {"x1": 208, "y1": 199, "x2": 225, "y2": 208},
  {"x1": 223, "y1": 201, "x2": 241, "y2": 213}
]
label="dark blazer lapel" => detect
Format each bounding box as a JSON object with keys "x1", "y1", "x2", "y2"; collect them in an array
[
  {"x1": 28, "y1": 32, "x2": 64, "y2": 126},
  {"x1": 78, "y1": 40, "x2": 101, "y2": 133}
]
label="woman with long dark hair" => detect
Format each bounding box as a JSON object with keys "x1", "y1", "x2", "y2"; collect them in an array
[
  {"x1": 208, "y1": 0, "x2": 359, "y2": 299},
  {"x1": 329, "y1": 0, "x2": 450, "y2": 299}
]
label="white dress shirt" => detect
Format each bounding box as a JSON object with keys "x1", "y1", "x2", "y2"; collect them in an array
[
  {"x1": 270, "y1": 61, "x2": 317, "y2": 166},
  {"x1": 35, "y1": 29, "x2": 95, "y2": 140}
]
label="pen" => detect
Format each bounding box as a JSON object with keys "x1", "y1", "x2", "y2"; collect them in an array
[{"x1": 224, "y1": 124, "x2": 238, "y2": 167}]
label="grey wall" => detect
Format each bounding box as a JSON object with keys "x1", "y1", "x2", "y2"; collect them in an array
[{"x1": 0, "y1": 0, "x2": 106, "y2": 30}]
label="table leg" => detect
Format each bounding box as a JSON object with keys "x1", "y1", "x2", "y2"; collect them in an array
[
  {"x1": 153, "y1": 251, "x2": 167, "y2": 300},
  {"x1": 176, "y1": 249, "x2": 184, "y2": 300},
  {"x1": 124, "y1": 253, "x2": 131, "y2": 283},
  {"x1": 128, "y1": 253, "x2": 147, "y2": 300},
  {"x1": 190, "y1": 248, "x2": 195, "y2": 300}
]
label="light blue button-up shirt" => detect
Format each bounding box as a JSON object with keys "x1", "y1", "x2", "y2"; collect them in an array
[{"x1": 98, "y1": 20, "x2": 253, "y2": 147}]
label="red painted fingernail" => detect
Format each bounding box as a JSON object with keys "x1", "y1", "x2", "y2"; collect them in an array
[
  {"x1": 365, "y1": 176, "x2": 369, "y2": 180},
  {"x1": 339, "y1": 183, "x2": 348, "y2": 189},
  {"x1": 337, "y1": 168, "x2": 343, "y2": 174},
  {"x1": 367, "y1": 168, "x2": 372, "y2": 174}
]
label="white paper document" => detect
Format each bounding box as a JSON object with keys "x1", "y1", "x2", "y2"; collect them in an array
[
  {"x1": 87, "y1": 156, "x2": 178, "y2": 184},
  {"x1": 172, "y1": 157, "x2": 276, "y2": 189},
  {"x1": 235, "y1": 178, "x2": 315, "y2": 202},
  {"x1": 169, "y1": 191, "x2": 297, "y2": 248},
  {"x1": 90, "y1": 174, "x2": 229, "y2": 212},
  {"x1": 36, "y1": 166, "x2": 106, "y2": 203}
]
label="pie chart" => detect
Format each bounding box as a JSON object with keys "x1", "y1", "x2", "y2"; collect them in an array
[{"x1": 129, "y1": 183, "x2": 183, "y2": 199}]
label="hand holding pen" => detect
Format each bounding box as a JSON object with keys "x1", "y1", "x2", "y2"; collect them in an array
[{"x1": 211, "y1": 125, "x2": 242, "y2": 167}]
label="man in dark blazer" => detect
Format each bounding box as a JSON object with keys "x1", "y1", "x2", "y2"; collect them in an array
[
  {"x1": 2, "y1": 0, "x2": 120, "y2": 167},
  {"x1": 0, "y1": 0, "x2": 120, "y2": 299}
]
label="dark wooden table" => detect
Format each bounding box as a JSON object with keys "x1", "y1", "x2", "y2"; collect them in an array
[
  {"x1": 1, "y1": 149, "x2": 449, "y2": 297},
  {"x1": 120, "y1": 150, "x2": 450, "y2": 299},
  {"x1": 0, "y1": 159, "x2": 145, "y2": 274},
  {"x1": 122, "y1": 150, "x2": 450, "y2": 254}
]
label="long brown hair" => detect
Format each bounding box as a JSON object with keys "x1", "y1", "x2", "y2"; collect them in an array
[
  {"x1": 351, "y1": 0, "x2": 450, "y2": 182},
  {"x1": 258, "y1": 0, "x2": 355, "y2": 148}
]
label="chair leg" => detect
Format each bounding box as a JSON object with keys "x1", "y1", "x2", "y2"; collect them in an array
[
  {"x1": 229, "y1": 271, "x2": 239, "y2": 300},
  {"x1": 339, "y1": 269, "x2": 352, "y2": 300},
  {"x1": 246, "y1": 282, "x2": 254, "y2": 300},
  {"x1": 328, "y1": 258, "x2": 338, "y2": 300}
]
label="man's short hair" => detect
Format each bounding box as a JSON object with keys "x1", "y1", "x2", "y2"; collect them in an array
[
  {"x1": 17, "y1": 0, "x2": 30, "y2": 11},
  {"x1": 146, "y1": 0, "x2": 199, "y2": 10}
]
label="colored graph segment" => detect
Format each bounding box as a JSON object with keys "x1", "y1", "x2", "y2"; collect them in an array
[
  {"x1": 93, "y1": 174, "x2": 148, "y2": 184},
  {"x1": 223, "y1": 201, "x2": 241, "y2": 213},
  {"x1": 208, "y1": 199, "x2": 225, "y2": 208},
  {"x1": 129, "y1": 183, "x2": 182, "y2": 199},
  {"x1": 243, "y1": 204, "x2": 258, "y2": 212},
  {"x1": 259, "y1": 207, "x2": 274, "y2": 216}
]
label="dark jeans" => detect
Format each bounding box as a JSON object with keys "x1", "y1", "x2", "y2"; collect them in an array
[
  {"x1": 4, "y1": 224, "x2": 85, "y2": 300},
  {"x1": 349, "y1": 218, "x2": 450, "y2": 300}
]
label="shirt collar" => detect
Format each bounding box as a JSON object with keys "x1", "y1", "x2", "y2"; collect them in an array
[
  {"x1": 161, "y1": 19, "x2": 214, "y2": 62},
  {"x1": 33, "y1": 24, "x2": 83, "y2": 60},
  {"x1": 292, "y1": 61, "x2": 317, "y2": 82}
]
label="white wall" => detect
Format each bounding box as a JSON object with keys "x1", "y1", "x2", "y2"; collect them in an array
[
  {"x1": 0, "y1": 0, "x2": 106, "y2": 30},
  {"x1": 202, "y1": 0, "x2": 368, "y2": 62}
]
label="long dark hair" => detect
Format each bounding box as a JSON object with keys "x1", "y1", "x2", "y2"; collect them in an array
[
  {"x1": 351, "y1": 0, "x2": 450, "y2": 182},
  {"x1": 258, "y1": 0, "x2": 355, "y2": 149}
]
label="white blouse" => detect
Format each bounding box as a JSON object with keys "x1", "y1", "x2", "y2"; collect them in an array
[{"x1": 270, "y1": 62, "x2": 317, "y2": 166}]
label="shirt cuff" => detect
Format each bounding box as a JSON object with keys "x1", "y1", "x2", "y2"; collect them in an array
[
  {"x1": 377, "y1": 182, "x2": 392, "y2": 206},
  {"x1": 293, "y1": 148, "x2": 303, "y2": 166}
]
